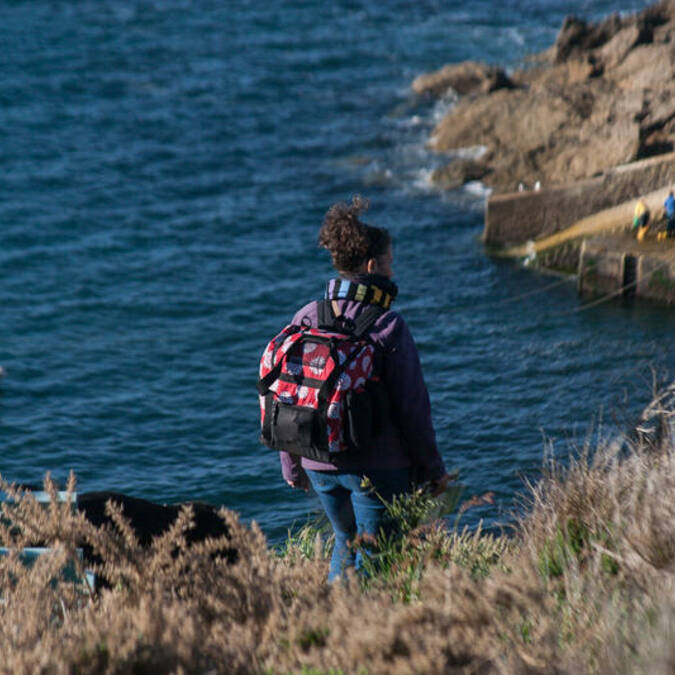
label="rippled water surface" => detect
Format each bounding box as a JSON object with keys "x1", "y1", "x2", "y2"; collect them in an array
[{"x1": 1, "y1": 0, "x2": 671, "y2": 541}]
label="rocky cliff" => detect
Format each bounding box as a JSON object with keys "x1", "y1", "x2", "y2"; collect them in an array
[{"x1": 414, "y1": 1, "x2": 675, "y2": 193}]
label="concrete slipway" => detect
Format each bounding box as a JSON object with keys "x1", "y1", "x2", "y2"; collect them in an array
[{"x1": 483, "y1": 154, "x2": 675, "y2": 305}]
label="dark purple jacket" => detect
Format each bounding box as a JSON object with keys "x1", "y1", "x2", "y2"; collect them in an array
[{"x1": 279, "y1": 297, "x2": 446, "y2": 484}]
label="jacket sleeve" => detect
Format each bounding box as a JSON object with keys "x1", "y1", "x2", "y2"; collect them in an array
[
  {"x1": 279, "y1": 450, "x2": 305, "y2": 484},
  {"x1": 382, "y1": 316, "x2": 446, "y2": 484}
]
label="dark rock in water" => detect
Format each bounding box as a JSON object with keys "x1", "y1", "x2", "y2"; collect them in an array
[
  {"x1": 2, "y1": 489, "x2": 237, "y2": 589},
  {"x1": 76, "y1": 492, "x2": 237, "y2": 588},
  {"x1": 77, "y1": 492, "x2": 230, "y2": 548}
]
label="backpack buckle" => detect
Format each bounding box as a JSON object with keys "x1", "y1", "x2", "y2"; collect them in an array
[{"x1": 334, "y1": 315, "x2": 356, "y2": 334}]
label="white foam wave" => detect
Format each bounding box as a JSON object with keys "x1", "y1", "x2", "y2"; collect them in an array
[
  {"x1": 432, "y1": 91, "x2": 459, "y2": 123},
  {"x1": 363, "y1": 161, "x2": 394, "y2": 187},
  {"x1": 428, "y1": 132, "x2": 441, "y2": 150},
  {"x1": 463, "y1": 180, "x2": 492, "y2": 198},
  {"x1": 448, "y1": 145, "x2": 488, "y2": 161},
  {"x1": 412, "y1": 168, "x2": 435, "y2": 191},
  {"x1": 523, "y1": 240, "x2": 537, "y2": 267},
  {"x1": 392, "y1": 114, "x2": 425, "y2": 129},
  {"x1": 506, "y1": 26, "x2": 525, "y2": 47}
]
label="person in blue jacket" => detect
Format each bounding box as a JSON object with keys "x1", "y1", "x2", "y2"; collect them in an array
[{"x1": 664, "y1": 190, "x2": 675, "y2": 238}]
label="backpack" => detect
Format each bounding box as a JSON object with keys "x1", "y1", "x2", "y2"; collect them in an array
[{"x1": 256, "y1": 301, "x2": 388, "y2": 462}]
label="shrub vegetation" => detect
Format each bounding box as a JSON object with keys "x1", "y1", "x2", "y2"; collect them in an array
[{"x1": 0, "y1": 389, "x2": 673, "y2": 674}]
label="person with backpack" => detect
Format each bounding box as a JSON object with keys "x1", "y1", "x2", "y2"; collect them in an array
[{"x1": 257, "y1": 196, "x2": 449, "y2": 581}]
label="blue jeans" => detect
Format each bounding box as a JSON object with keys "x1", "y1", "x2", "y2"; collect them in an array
[{"x1": 305, "y1": 468, "x2": 410, "y2": 582}]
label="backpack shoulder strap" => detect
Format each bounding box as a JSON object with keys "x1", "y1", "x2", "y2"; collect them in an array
[
  {"x1": 317, "y1": 300, "x2": 385, "y2": 337},
  {"x1": 316, "y1": 299, "x2": 335, "y2": 329},
  {"x1": 257, "y1": 361, "x2": 282, "y2": 395},
  {"x1": 352, "y1": 304, "x2": 386, "y2": 338}
]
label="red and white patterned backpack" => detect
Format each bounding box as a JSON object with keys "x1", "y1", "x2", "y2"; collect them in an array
[{"x1": 257, "y1": 302, "x2": 386, "y2": 461}]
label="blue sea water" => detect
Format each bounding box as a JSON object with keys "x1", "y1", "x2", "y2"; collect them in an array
[{"x1": 1, "y1": 0, "x2": 672, "y2": 542}]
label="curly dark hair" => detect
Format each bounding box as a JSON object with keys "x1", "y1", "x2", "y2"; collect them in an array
[{"x1": 318, "y1": 196, "x2": 391, "y2": 273}]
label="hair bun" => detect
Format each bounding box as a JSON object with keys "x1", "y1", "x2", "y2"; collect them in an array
[{"x1": 318, "y1": 196, "x2": 371, "y2": 272}]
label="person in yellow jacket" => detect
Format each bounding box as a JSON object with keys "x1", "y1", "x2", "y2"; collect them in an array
[{"x1": 633, "y1": 199, "x2": 650, "y2": 241}]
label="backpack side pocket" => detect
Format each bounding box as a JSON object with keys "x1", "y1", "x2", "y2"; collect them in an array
[{"x1": 271, "y1": 401, "x2": 330, "y2": 461}]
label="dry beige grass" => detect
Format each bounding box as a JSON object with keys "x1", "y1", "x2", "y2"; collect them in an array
[{"x1": 0, "y1": 391, "x2": 672, "y2": 674}]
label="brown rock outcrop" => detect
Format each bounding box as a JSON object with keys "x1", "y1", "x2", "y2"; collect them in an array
[
  {"x1": 553, "y1": 13, "x2": 627, "y2": 63},
  {"x1": 431, "y1": 159, "x2": 490, "y2": 189},
  {"x1": 419, "y1": 0, "x2": 675, "y2": 193},
  {"x1": 412, "y1": 61, "x2": 514, "y2": 97}
]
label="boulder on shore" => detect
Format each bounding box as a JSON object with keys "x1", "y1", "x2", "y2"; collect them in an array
[
  {"x1": 418, "y1": 1, "x2": 675, "y2": 193},
  {"x1": 431, "y1": 159, "x2": 491, "y2": 189},
  {"x1": 76, "y1": 492, "x2": 237, "y2": 585},
  {"x1": 76, "y1": 491, "x2": 232, "y2": 549},
  {"x1": 412, "y1": 61, "x2": 514, "y2": 97}
]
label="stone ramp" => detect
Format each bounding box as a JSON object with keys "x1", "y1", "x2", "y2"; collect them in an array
[
  {"x1": 483, "y1": 152, "x2": 675, "y2": 253},
  {"x1": 492, "y1": 185, "x2": 673, "y2": 259}
]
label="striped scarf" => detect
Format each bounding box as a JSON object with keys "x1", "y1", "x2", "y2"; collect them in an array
[{"x1": 325, "y1": 275, "x2": 398, "y2": 311}]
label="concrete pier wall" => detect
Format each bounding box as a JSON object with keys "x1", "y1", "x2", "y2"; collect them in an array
[
  {"x1": 578, "y1": 237, "x2": 675, "y2": 305},
  {"x1": 638, "y1": 255, "x2": 675, "y2": 304},
  {"x1": 484, "y1": 153, "x2": 675, "y2": 249},
  {"x1": 577, "y1": 240, "x2": 626, "y2": 298}
]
